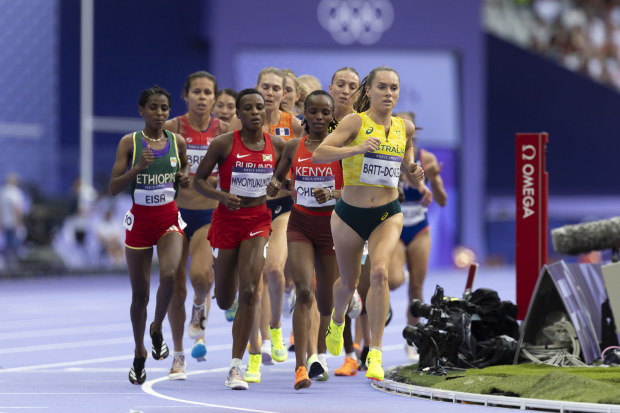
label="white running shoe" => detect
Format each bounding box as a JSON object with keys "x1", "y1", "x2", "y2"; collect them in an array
[
  {"x1": 347, "y1": 289, "x2": 363, "y2": 319},
  {"x1": 225, "y1": 366, "x2": 248, "y2": 390},
  {"x1": 188, "y1": 303, "x2": 206, "y2": 339},
  {"x1": 282, "y1": 288, "x2": 296, "y2": 318},
  {"x1": 168, "y1": 354, "x2": 187, "y2": 380}
]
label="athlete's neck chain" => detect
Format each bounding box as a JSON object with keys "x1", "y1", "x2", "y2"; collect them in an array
[{"x1": 142, "y1": 130, "x2": 165, "y2": 142}]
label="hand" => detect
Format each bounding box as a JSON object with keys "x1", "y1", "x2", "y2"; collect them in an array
[
  {"x1": 417, "y1": 184, "x2": 433, "y2": 207},
  {"x1": 313, "y1": 187, "x2": 332, "y2": 204},
  {"x1": 357, "y1": 137, "x2": 381, "y2": 154},
  {"x1": 223, "y1": 193, "x2": 241, "y2": 211},
  {"x1": 176, "y1": 169, "x2": 190, "y2": 188},
  {"x1": 137, "y1": 145, "x2": 154, "y2": 170},
  {"x1": 425, "y1": 161, "x2": 443, "y2": 180},
  {"x1": 266, "y1": 179, "x2": 281, "y2": 197},
  {"x1": 408, "y1": 162, "x2": 425, "y2": 185}
]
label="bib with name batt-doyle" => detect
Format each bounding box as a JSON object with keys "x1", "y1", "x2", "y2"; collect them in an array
[
  {"x1": 218, "y1": 130, "x2": 276, "y2": 198},
  {"x1": 342, "y1": 112, "x2": 407, "y2": 188},
  {"x1": 291, "y1": 136, "x2": 343, "y2": 207},
  {"x1": 130, "y1": 130, "x2": 180, "y2": 206}
]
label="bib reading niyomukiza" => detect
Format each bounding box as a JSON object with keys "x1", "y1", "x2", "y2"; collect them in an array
[{"x1": 229, "y1": 166, "x2": 273, "y2": 197}]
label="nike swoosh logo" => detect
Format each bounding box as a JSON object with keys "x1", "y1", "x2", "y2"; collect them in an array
[
  {"x1": 237, "y1": 153, "x2": 251, "y2": 158},
  {"x1": 297, "y1": 157, "x2": 311, "y2": 162},
  {"x1": 249, "y1": 231, "x2": 263, "y2": 237}
]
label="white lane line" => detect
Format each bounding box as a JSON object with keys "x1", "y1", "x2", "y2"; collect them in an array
[
  {"x1": 0, "y1": 345, "x2": 233, "y2": 372},
  {"x1": 142, "y1": 367, "x2": 287, "y2": 413}
]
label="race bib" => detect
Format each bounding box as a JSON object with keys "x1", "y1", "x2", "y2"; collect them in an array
[
  {"x1": 123, "y1": 210, "x2": 134, "y2": 231},
  {"x1": 133, "y1": 183, "x2": 176, "y2": 206},
  {"x1": 229, "y1": 167, "x2": 273, "y2": 197},
  {"x1": 294, "y1": 175, "x2": 336, "y2": 207},
  {"x1": 360, "y1": 152, "x2": 402, "y2": 187},
  {"x1": 401, "y1": 203, "x2": 427, "y2": 227}
]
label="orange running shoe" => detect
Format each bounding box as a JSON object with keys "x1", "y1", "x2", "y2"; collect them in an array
[
  {"x1": 334, "y1": 356, "x2": 358, "y2": 376},
  {"x1": 294, "y1": 366, "x2": 311, "y2": 390}
]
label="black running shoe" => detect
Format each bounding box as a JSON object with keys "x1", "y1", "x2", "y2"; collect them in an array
[
  {"x1": 308, "y1": 360, "x2": 325, "y2": 380},
  {"x1": 129, "y1": 356, "x2": 146, "y2": 384},
  {"x1": 150, "y1": 322, "x2": 169, "y2": 360}
]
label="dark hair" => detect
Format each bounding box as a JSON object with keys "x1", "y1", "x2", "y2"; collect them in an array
[
  {"x1": 353, "y1": 66, "x2": 400, "y2": 113},
  {"x1": 330, "y1": 67, "x2": 360, "y2": 85},
  {"x1": 215, "y1": 88, "x2": 237, "y2": 101},
  {"x1": 302, "y1": 90, "x2": 335, "y2": 133},
  {"x1": 235, "y1": 88, "x2": 264, "y2": 109},
  {"x1": 138, "y1": 85, "x2": 172, "y2": 107},
  {"x1": 182, "y1": 71, "x2": 218, "y2": 98},
  {"x1": 256, "y1": 67, "x2": 286, "y2": 88}
]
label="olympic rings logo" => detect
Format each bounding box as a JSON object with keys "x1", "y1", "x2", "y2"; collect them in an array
[{"x1": 317, "y1": 0, "x2": 394, "y2": 45}]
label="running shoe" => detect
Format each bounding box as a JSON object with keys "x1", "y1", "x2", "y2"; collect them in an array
[
  {"x1": 282, "y1": 288, "x2": 296, "y2": 318},
  {"x1": 225, "y1": 296, "x2": 238, "y2": 322},
  {"x1": 307, "y1": 357, "x2": 325, "y2": 380},
  {"x1": 168, "y1": 353, "x2": 186, "y2": 380},
  {"x1": 365, "y1": 348, "x2": 384, "y2": 381},
  {"x1": 335, "y1": 356, "x2": 358, "y2": 376},
  {"x1": 261, "y1": 340, "x2": 273, "y2": 365},
  {"x1": 150, "y1": 323, "x2": 169, "y2": 360},
  {"x1": 315, "y1": 362, "x2": 329, "y2": 381},
  {"x1": 225, "y1": 366, "x2": 248, "y2": 390},
  {"x1": 188, "y1": 303, "x2": 206, "y2": 339},
  {"x1": 268, "y1": 327, "x2": 288, "y2": 362},
  {"x1": 347, "y1": 289, "x2": 363, "y2": 319},
  {"x1": 244, "y1": 353, "x2": 261, "y2": 383},
  {"x1": 129, "y1": 356, "x2": 146, "y2": 385},
  {"x1": 294, "y1": 366, "x2": 311, "y2": 390},
  {"x1": 325, "y1": 312, "x2": 344, "y2": 356},
  {"x1": 191, "y1": 338, "x2": 207, "y2": 362}
]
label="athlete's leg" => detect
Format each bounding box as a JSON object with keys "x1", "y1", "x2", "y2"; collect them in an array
[
  {"x1": 187, "y1": 225, "x2": 215, "y2": 338},
  {"x1": 232, "y1": 236, "x2": 267, "y2": 360},
  {"x1": 406, "y1": 229, "x2": 431, "y2": 326},
  {"x1": 366, "y1": 214, "x2": 404, "y2": 348},
  {"x1": 126, "y1": 246, "x2": 153, "y2": 358},
  {"x1": 263, "y1": 212, "x2": 289, "y2": 328},
  {"x1": 153, "y1": 232, "x2": 184, "y2": 335},
  {"x1": 388, "y1": 240, "x2": 406, "y2": 291},
  {"x1": 168, "y1": 236, "x2": 190, "y2": 353},
  {"x1": 288, "y1": 241, "x2": 316, "y2": 369}
]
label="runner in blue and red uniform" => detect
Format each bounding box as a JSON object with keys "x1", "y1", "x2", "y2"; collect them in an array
[
  {"x1": 109, "y1": 85, "x2": 190, "y2": 385},
  {"x1": 193, "y1": 88, "x2": 285, "y2": 390}
]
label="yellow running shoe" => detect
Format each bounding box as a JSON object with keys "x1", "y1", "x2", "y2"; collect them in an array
[
  {"x1": 269, "y1": 327, "x2": 288, "y2": 362},
  {"x1": 365, "y1": 348, "x2": 384, "y2": 381},
  {"x1": 244, "y1": 353, "x2": 261, "y2": 383},
  {"x1": 325, "y1": 312, "x2": 344, "y2": 356}
]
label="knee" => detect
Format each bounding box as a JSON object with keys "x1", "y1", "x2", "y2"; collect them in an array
[
  {"x1": 369, "y1": 263, "x2": 389, "y2": 287},
  {"x1": 131, "y1": 291, "x2": 149, "y2": 308},
  {"x1": 295, "y1": 284, "x2": 314, "y2": 307},
  {"x1": 172, "y1": 281, "x2": 187, "y2": 300},
  {"x1": 216, "y1": 294, "x2": 234, "y2": 310},
  {"x1": 238, "y1": 282, "x2": 258, "y2": 307}
]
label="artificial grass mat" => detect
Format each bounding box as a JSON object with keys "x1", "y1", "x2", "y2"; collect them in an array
[{"x1": 387, "y1": 363, "x2": 620, "y2": 404}]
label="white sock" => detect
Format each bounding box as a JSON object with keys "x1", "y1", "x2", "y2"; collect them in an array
[
  {"x1": 307, "y1": 353, "x2": 319, "y2": 365},
  {"x1": 230, "y1": 358, "x2": 242, "y2": 369},
  {"x1": 318, "y1": 353, "x2": 327, "y2": 368},
  {"x1": 174, "y1": 351, "x2": 184, "y2": 358},
  {"x1": 261, "y1": 339, "x2": 271, "y2": 349},
  {"x1": 370, "y1": 346, "x2": 383, "y2": 353},
  {"x1": 346, "y1": 352, "x2": 356, "y2": 359},
  {"x1": 193, "y1": 301, "x2": 206, "y2": 309}
]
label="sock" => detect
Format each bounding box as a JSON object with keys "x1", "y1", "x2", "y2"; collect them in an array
[
  {"x1": 318, "y1": 353, "x2": 327, "y2": 367},
  {"x1": 370, "y1": 346, "x2": 383, "y2": 353},
  {"x1": 346, "y1": 352, "x2": 356, "y2": 359},
  {"x1": 307, "y1": 353, "x2": 319, "y2": 365},
  {"x1": 173, "y1": 351, "x2": 184, "y2": 358},
  {"x1": 193, "y1": 300, "x2": 206, "y2": 309},
  {"x1": 261, "y1": 339, "x2": 272, "y2": 349},
  {"x1": 230, "y1": 358, "x2": 242, "y2": 369}
]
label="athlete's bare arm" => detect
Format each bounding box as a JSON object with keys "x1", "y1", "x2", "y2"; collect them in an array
[
  {"x1": 174, "y1": 134, "x2": 190, "y2": 189},
  {"x1": 109, "y1": 134, "x2": 152, "y2": 196},
  {"x1": 291, "y1": 116, "x2": 303, "y2": 138},
  {"x1": 267, "y1": 138, "x2": 299, "y2": 196},
  {"x1": 422, "y1": 150, "x2": 447, "y2": 207},
  {"x1": 312, "y1": 113, "x2": 376, "y2": 163},
  {"x1": 194, "y1": 133, "x2": 233, "y2": 203}
]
